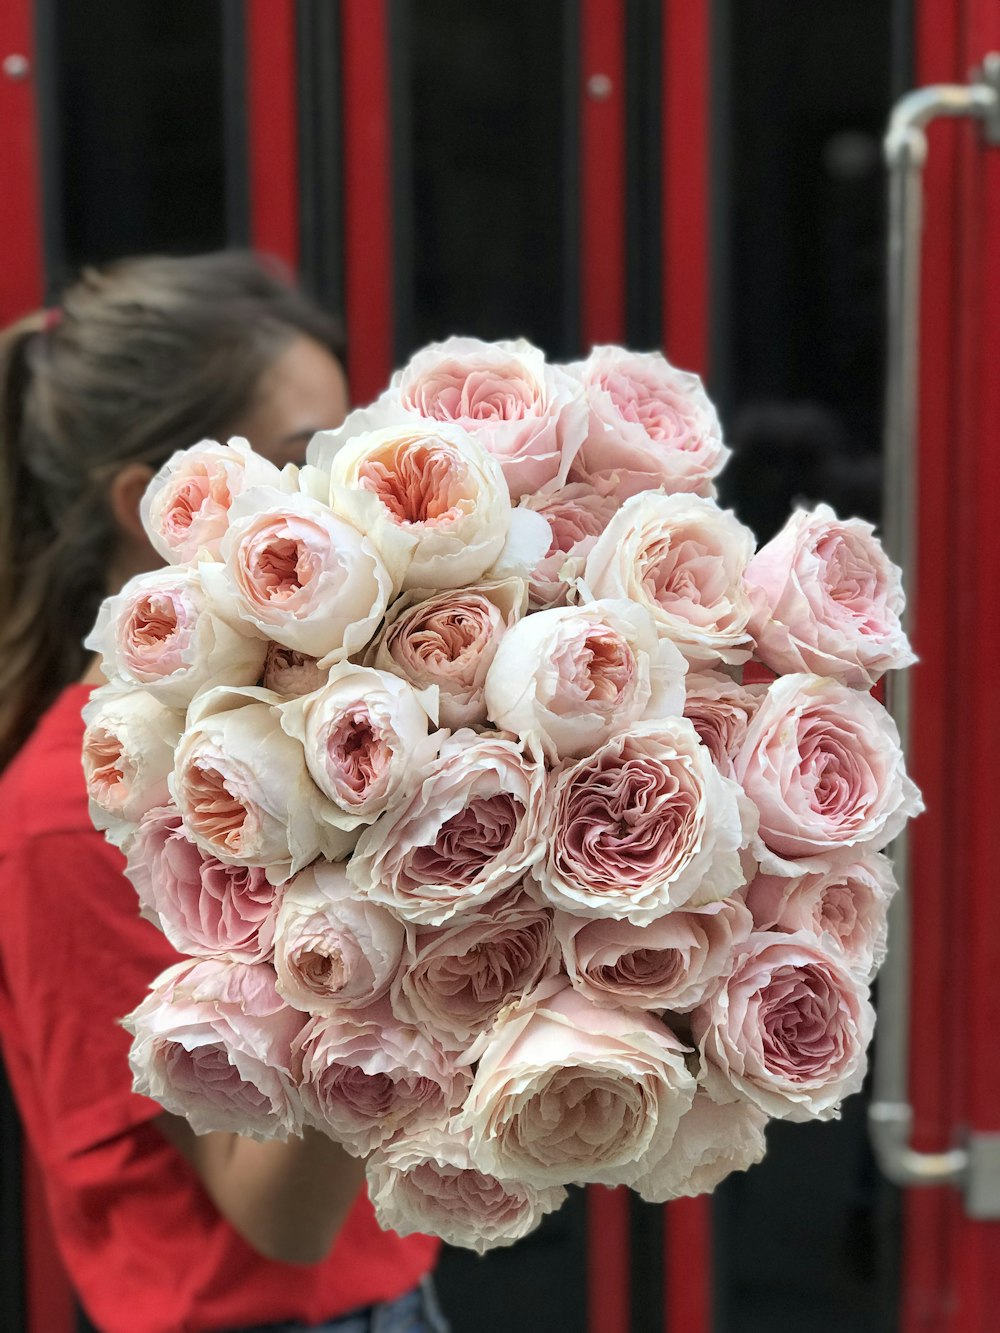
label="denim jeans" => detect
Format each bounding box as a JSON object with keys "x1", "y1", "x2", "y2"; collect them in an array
[{"x1": 232, "y1": 1278, "x2": 450, "y2": 1333}]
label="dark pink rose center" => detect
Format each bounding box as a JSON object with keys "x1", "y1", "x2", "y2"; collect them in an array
[{"x1": 409, "y1": 793, "x2": 521, "y2": 886}]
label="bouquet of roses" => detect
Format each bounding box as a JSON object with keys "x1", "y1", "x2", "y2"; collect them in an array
[{"x1": 82, "y1": 338, "x2": 921, "y2": 1254}]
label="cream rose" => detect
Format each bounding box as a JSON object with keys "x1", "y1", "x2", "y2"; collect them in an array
[
  {"x1": 82, "y1": 685, "x2": 183, "y2": 846},
  {"x1": 261, "y1": 644, "x2": 328, "y2": 697},
  {"x1": 520, "y1": 483, "x2": 617, "y2": 610},
  {"x1": 682, "y1": 672, "x2": 765, "y2": 779},
  {"x1": 582, "y1": 492, "x2": 755, "y2": 667},
  {"x1": 634, "y1": 1090, "x2": 768, "y2": 1202}
]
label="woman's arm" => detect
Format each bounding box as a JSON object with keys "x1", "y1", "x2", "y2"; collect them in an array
[{"x1": 156, "y1": 1114, "x2": 366, "y2": 1265}]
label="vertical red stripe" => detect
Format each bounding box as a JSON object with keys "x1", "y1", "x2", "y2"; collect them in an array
[
  {"x1": 246, "y1": 0, "x2": 300, "y2": 269},
  {"x1": 664, "y1": 1195, "x2": 712, "y2": 1333},
  {"x1": 661, "y1": 0, "x2": 710, "y2": 375},
  {"x1": 587, "y1": 1185, "x2": 630, "y2": 1333},
  {"x1": 340, "y1": 0, "x2": 393, "y2": 406},
  {"x1": 580, "y1": 0, "x2": 626, "y2": 349},
  {"x1": 24, "y1": 1152, "x2": 74, "y2": 1333},
  {"x1": 0, "y1": 0, "x2": 44, "y2": 322}
]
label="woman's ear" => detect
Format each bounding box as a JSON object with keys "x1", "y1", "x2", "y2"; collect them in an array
[{"x1": 109, "y1": 461, "x2": 156, "y2": 544}]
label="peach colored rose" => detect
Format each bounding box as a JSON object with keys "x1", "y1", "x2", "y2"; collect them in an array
[
  {"x1": 124, "y1": 958, "x2": 305, "y2": 1139},
  {"x1": 273, "y1": 861, "x2": 404, "y2": 1014},
  {"x1": 82, "y1": 685, "x2": 183, "y2": 847},
  {"x1": 348, "y1": 731, "x2": 547, "y2": 927},
  {"x1": 87, "y1": 565, "x2": 267, "y2": 709},
  {"x1": 565, "y1": 347, "x2": 728, "y2": 499},
  {"x1": 734, "y1": 674, "x2": 923, "y2": 876},
  {"x1": 367, "y1": 1124, "x2": 567, "y2": 1254},
  {"x1": 368, "y1": 578, "x2": 526, "y2": 730},
  {"x1": 634, "y1": 1090, "x2": 767, "y2": 1202},
  {"x1": 692, "y1": 931, "x2": 875, "y2": 1121},
  {"x1": 459, "y1": 978, "x2": 695, "y2": 1188},
  {"x1": 745, "y1": 504, "x2": 916, "y2": 689},
  {"x1": 556, "y1": 895, "x2": 753, "y2": 1013},
  {"x1": 141, "y1": 437, "x2": 281, "y2": 563},
  {"x1": 520, "y1": 483, "x2": 617, "y2": 610},
  {"x1": 682, "y1": 672, "x2": 765, "y2": 779},
  {"x1": 484, "y1": 598, "x2": 687, "y2": 761},
  {"x1": 295, "y1": 1000, "x2": 471, "y2": 1157},
  {"x1": 262, "y1": 644, "x2": 328, "y2": 697},
  {"x1": 531, "y1": 718, "x2": 753, "y2": 923},
  {"x1": 582, "y1": 492, "x2": 755, "y2": 667},
  {"x1": 124, "y1": 804, "x2": 277, "y2": 962},
  {"x1": 377, "y1": 336, "x2": 588, "y2": 499}
]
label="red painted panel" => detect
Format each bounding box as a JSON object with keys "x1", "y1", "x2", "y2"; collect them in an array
[
  {"x1": 340, "y1": 0, "x2": 393, "y2": 406},
  {"x1": 580, "y1": 0, "x2": 626, "y2": 349},
  {"x1": 0, "y1": 0, "x2": 44, "y2": 322},
  {"x1": 24, "y1": 1151, "x2": 74, "y2": 1333},
  {"x1": 586, "y1": 1185, "x2": 630, "y2": 1333},
  {"x1": 661, "y1": 0, "x2": 710, "y2": 375},
  {"x1": 665, "y1": 1195, "x2": 711, "y2": 1333},
  {"x1": 246, "y1": 0, "x2": 299, "y2": 269}
]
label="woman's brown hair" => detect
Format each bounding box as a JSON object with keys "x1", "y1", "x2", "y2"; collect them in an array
[{"x1": 0, "y1": 250, "x2": 344, "y2": 770}]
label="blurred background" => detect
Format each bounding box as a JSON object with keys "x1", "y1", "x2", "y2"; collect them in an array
[{"x1": 2, "y1": 2, "x2": 998, "y2": 1332}]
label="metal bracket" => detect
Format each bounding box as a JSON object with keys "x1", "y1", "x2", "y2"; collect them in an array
[{"x1": 966, "y1": 1135, "x2": 1000, "y2": 1219}]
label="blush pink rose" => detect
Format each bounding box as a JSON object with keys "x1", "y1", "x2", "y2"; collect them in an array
[
  {"x1": 307, "y1": 416, "x2": 511, "y2": 589},
  {"x1": 745, "y1": 504, "x2": 916, "y2": 688},
  {"x1": 692, "y1": 930, "x2": 875, "y2": 1121},
  {"x1": 582, "y1": 492, "x2": 756, "y2": 667},
  {"x1": 124, "y1": 957, "x2": 306, "y2": 1139},
  {"x1": 565, "y1": 346, "x2": 729, "y2": 499},
  {"x1": 273, "y1": 861, "x2": 404, "y2": 1014},
  {"x1": 123, "y1": 805, "x2": 277, "y2": 962},
  {"x1": 82, "y1": 685, "x2": 183, "y2": 846},
  {"x1": 531, "y1": 718, "x2": 753, "y2": 924},
  {"x1": 520, "y1": 483, "x2": 617, "y2": 610},
  {"x1": 295, "y1": 1001, "x2": 471, "y2": 1157},
  {"x1": 377, "y1": 336, "x2": 588, "y2": 499},
  {"x1": 556, "y1": 895, "x2": 753, "y2": 1013},
  {"x1": 484, "y1": 599, "x2": 688, "y2": 762},
  {"x1": 348, "y1": 731, "x2": 547, "y2": 927},
  {"x1": 392, "y1": 891, "x2": 561, "y2": 1050},
  {"x1": 459, "y1": 977, "x2": 696, "y2": 1188},
  {"x1": 734, "y1": 674, "x2": 923, "y2": 876},
  {"x1": 141, "y1": 437, "x2": 281, "y2": 563},
  {"x1": 367, "y1": 1124, "x2": 567, "y2": 1254},
  {"x1": 262, "y1": 644, "x2": 328, "y2": 697},
  {"x1": 744, "y1": 853, "x2": 898, "y2": 980},
  {"x1": 279, "y1": 662, "x2": 439, "y2": 831},
  {"x1": 203, "y1": 485, "x2": 391, "y2": 662},
  {"x1": 368, "y1": 578, "x2": 526, "y2": 730},
  {"x1": 634, "y1": 1090, "x2": 768, "y2": 1202},
  {"x1": 86, "y1": 565, "x2": 267, "y2": 709},
  {"x1": 682, "y1": 672, "x2": 766, "y2": 779}
]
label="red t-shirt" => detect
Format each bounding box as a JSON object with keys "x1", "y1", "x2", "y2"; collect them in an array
[{"x1": 0, "y1": 685, "x2": 438, "y2": 1333}]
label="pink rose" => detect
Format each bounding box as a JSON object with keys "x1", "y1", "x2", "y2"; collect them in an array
[
  {"x1": 556, "y1": 895, "x2": 753, "y2": 1013},
  {"x1": 520, "y1": 484, "x2": 617, "y2": 610},
  {"x1": 531, "y1": 719, "x2": 753, "y2": 923},
  {"x1": 141, "y1": 437, "x2": 281, "y2": 563},
  {"x1": 459, "y1": 978, "x2": 695, "y2": 1188},
  {"x1": 744, "y1": 854, "x2": 897, "y2": 980},
  {"x1": 262, "y1": 644, "x2": 328, "y2": 697},
  {"x1": 348, "y1": 731, "x2": 547, "y2": 926},
  {"x1": 124, "y1": 958, "x2": 305, "y2": 1139},
  {"x1": 82, "y1": 685, "x2": 183, "y2": 847},
  {"x1": 368, "y1": 578, "x2": 526, "y2": 730},
  {"x1": 279, "y1": 662, "x2": 439, "y2": 831},
  {"x1": 483, "y1": 599, "x2": 688, "y2": 762},
  {"x1": 203, "y1": 485, "x2": 391, "y2": 662},
  {"x1": 582, "y1": 492, "x2": 755, "y2": 667},
  {"x1": 377, "y1": 336, "x2": 588, "y2": 499},
  {"x1": 634, "y1": 1090, "x2": 767, "y2": 1202},
  {"x1": 307, "y1": 415, "x2": 511, "y2": 589},
  {"x1": 392, "y1": 891, "x2": 561, "y2": 1050},
  {"x1": 734, "y1": 674, "x2": 923, "y2": 876},
  {"x1": 692, "y1": 931, "x2": 875, "y2": 1121},
  {"x1": 565, "y1": 347, "x2": 728, "y2": 499},
  {"x1": 86, "y1": 565, "x2": 267, "y2": 709},
  {"x1": 367, "y1": 1124, "x2": 567, "y2": 1254},
  {"x1": 745, "y1": 504, "x2": 916, "y2": 688},
  {"x1": 123, "y1": 805, "x2": 277, "y2": 962},
  {"x1": 682, "y1": 672, "x2": 765, "y2": 779},
  {"x1": 171, "y1": 686, "x2": 354, "y2": 883},
  {"x1": 295, "y1": 1001, "x2": 470, "y2": 1157},
  {"x1": 273, "y1": 861, "x2": 404, "y2": 1014}
]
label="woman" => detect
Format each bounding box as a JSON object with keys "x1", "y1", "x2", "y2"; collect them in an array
[{"x1": 0, "y1": 252, "x2": 445, "y2": 1333}]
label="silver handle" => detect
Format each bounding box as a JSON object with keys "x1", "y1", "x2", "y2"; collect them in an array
[{"x1": 870, "y1": 56, "x2": 999, "y2": 1190}]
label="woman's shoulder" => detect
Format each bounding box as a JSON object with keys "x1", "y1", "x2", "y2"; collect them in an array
[{"x1": 0, "y1": 683, "x2": 96, "y2": 845}]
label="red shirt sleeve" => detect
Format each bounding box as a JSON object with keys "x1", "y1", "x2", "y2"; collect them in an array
[{"x1": 2, "y1": 826, "x2": 184, "y2": 1159}]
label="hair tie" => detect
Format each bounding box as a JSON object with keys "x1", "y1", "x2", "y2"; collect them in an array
[{"x1": 42, "y1": 307, "x2": 62, "y2": 332}]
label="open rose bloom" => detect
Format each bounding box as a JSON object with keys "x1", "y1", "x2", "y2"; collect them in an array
[{"x1": 87, "y1": 338, "x2": 920, "y2": 1253}]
